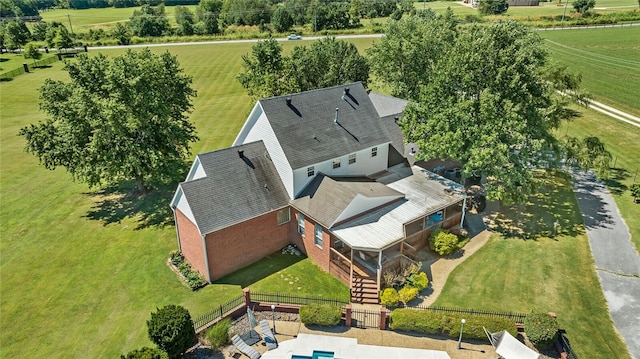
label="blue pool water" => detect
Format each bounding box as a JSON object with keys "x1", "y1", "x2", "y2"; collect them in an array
[{"x1": 291, "y1": 350, "x2": 335, "y2": 359}]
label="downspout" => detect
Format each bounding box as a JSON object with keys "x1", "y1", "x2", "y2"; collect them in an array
[
  {"x1": 377, "y1": 251, "x2": 383, "y2": 294},
  {"x1": 201, "y1": 234, "x2": 212, "y2": 283},
  {"x1": 349, "y1": 248, "x2": 354, "y2": 291},
  {"x1": 172, "y1": 208, "x2": 181, "y2": 252},
  {"x1": 460, "y1": 194, "x2": 467, "y2": 228}
]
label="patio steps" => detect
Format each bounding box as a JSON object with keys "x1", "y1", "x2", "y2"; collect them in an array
[{"x1": 351, "y1": 276, "x2": 379, "y2": 304}]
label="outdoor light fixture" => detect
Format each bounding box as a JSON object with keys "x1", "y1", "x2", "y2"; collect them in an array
[
  {"x1": 457, "y1": 318, "x2": 466, "y2": 350},
  {"x1": 271, "y1": 304, "x2": 276, "y2": 334}
]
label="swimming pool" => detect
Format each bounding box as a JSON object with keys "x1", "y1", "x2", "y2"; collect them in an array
[{"x1": 291, "y1": 350, "x2": 335, "y2": 359}]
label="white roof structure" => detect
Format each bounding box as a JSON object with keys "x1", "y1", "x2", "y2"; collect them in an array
[
  {"x1": 260, "y1": 333, "x2": 451, "y2": 359},
  {"x1": 332, "y1": 165, "x2": 465, "y2": 251},
  {"x1": 490, "y1": 330, "x2": 540, "y2": 359}
]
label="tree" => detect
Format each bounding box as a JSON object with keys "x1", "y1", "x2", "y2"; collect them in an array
[
  {"x1": 397, "y1": 19, "x2": 583, "y2": 203},
  {"x1": 3, "y1": 20, "x2": 31, "y2": 52},
  {"x1": 367, "y1": 10, "x2": 457, "y2": 101},
  {"x1": 479, "y1": 0, "x2": 509, "y2": 15},
  {"x1": 271, "y1": 6, "x2": 294, "y2": 32},
  {"x1": 128, "y1": 4, "x2": 170, "y2": 37},
  {"x1": 23, "y1": 42, "x2": 42, "y2": 65},
  {"x1": 53, "y1": 25, "x2": 74, "y2": 51},
  {"x1": 121, "y1": 347, "x2": 169, "y2": 359},
  {"x1": 111, "y1": 22, "x2": 131, "y2": 45},
  {"x1": 630, "y1": 184, "x2": 640, "y2": 203},
  {"x1": 221, "y1": 0, "x2": 271, "y2": 26},
  {"x1": 174, "y1": 6, "x2": 194, "y2": 35},
  {"x1": 31, "y1": 21, "x2": 50, "y2": 41},
  {"x1": 573, "y1": 0, "x2": 596, "y2": 14},
  {"x1": 195, "y1": 0, "x2": 223, "y2": 34},
  {"x1": 563, "y1": 136, "x2": 611, "y2": 179},
  {"x1": 237, "y1": 37, "x2": 369, "y2": 100},
  {"x1": 20, "y1": 49, "x2": 198, "y2": 192},
  {"x1": 147, "y1": 305, "x2": 195, "y2": 358}
]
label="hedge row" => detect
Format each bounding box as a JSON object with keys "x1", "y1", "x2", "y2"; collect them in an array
[
  {"x1": 390, "y1": 308, "x2": 518, "y2": 340},
  {"x1": 300, "y1": 304, "x2": 342, "y2": 327}
]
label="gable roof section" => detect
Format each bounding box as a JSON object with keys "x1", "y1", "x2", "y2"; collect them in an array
[
  {"x1": 178, "y1": 140, "x2": 290, "y2": 235},
  {"x1": 292, "y1": 174, "x2": 403, "y2": 228},
  {"x1": 258, "y1": 82, "x2": 392, "y2": 170},
  {"x1": 368, "y1": 91, "x2": 409, "y2": 119}
]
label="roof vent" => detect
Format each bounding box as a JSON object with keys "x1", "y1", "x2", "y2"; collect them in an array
[
  {"x1": 394, "y1": 116, "x2": 399, "y2": 123},
  {"x1": 286, "y1": 97, "x2": 292, "y2": 106},
  {"x1": 264, "y1": 183, "x2": 269, "y2": 191},
  {"x1": 238, "y1": 150, "x2": 244, "y2": 158},
  {"x1": 344, "y1": 87, "x2": 350, "y2": 95},
  {"x1": 334, "y1": 108, "x2": 339, "y2": 124}
]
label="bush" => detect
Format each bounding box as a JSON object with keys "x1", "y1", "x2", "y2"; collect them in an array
[
  {"x1": 121, "y1": 347, "x2": 168, "y2": 359},
  {"x1": 379, "y1": 287, "x2": 400, "y2": 307},
  {"x1": 407, "y1": 272, "x2": 429, "y2": 291},
  {"x1": 206, "y1": 318, "x2": 231, "y2": 349},
  {"x1": 390, "y1": 308, "x2": 518, "y2": 340},
  {"x1": 398, "y1": 286, "x2": 419, "y2": 306},
  {"x1": 524, "y1": 312, "x2": 558, "y2": 349},
  {"x1": 168, "y1": 251, "x2": 207, "y2": 290},
  {"x1": 430, "y1": 229, "x2": 460, "y2": 256},
  {"x1": 147, "y1": 305, "x2": 195, "y2": 358},
  {"x1": 630, "y1": 183, "x2": 640, "y2": 203},
  {"x1": 299, "y1": 304, "x2": 341, "y2": 326}
]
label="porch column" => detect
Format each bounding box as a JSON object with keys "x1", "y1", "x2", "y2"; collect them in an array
[
  {"x1": 377, "y1": 251, "x2": 382, "y2": 294},
  {"x1": 349, "y1": 248, "x2": 354, "y2": 290},
  {"x1": 460, "y1": 195, "x2": 467, "y2": 228}
]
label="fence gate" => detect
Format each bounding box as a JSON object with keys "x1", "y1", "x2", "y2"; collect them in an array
[{"x1": 350, "y1": 309, "x2": 380, "y2": 329}]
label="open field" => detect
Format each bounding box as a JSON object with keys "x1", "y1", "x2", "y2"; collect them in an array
[
  {"x1": 1, "y1": 32, "x2": 637, "y2": 357},
  {"x1": 40, "y1": 5, "x2": 197, "y2": 29},
  {"x1": 434, "y1": 171, "x2": 631, "y2": 359},
  {"x1": 540, "y1": 26, "x2": 640, "y2": 117}
]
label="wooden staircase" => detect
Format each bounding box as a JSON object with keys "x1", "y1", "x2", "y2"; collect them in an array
[{"x1": 350, "y1": 273, "x2": 379, "y2": 304}]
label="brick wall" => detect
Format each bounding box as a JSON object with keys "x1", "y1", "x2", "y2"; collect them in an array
[
  {"x1": 205, "y1": 208, "x2": 294, "y2": 281},
  {"x1": 292, "y1": 209, "x2": 331, "y2": 272},
  {"x1": 175, "y1": 209, "x2": 207, "y2": 279}
]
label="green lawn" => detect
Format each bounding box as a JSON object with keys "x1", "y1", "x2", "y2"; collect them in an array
[
  {"x1": 434, "y1": 171, "x2": 631, "y2": 359},
  {"x1": 558, "y1": 105, "x2": 640, "y2": 252},
  {"x1": 540, "y1": 26, "x2": 640, "y2": 117}
]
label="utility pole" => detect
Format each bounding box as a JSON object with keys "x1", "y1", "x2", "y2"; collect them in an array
[
  {"x1": 561, "y1": 0, "x2": 569, "y2": 27},
  {"x1": 67, "y1": 14, "x2": 74, "y2": 34}
]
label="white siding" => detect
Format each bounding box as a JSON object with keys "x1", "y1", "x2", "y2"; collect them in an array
[
  {"x1": 293, "y1": 143, "x2": 390, "y2": 197},
  {"x1": 233, "y1": 103, "x2": 294, "y2": 199},
  {"x1": 186, "y1": 157, "x2": 207, "y2": 181},
  {"x1": 174, "y1": 188, "x2": 197, "y2": 228},
  {"x1": 334, "y1": 194, "x2": 403, "y2": 226}
]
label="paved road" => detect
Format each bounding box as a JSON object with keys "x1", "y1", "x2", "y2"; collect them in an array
[{"x1": 572, "y1": 170, "x2": 640, "y2": 359}]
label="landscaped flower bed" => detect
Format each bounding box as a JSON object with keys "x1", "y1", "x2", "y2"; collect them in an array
[{"x1": 168, "y1": 251, "x2": 207, "y2": 290}]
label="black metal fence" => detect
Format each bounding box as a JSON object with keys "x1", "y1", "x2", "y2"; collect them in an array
[
  {"x1": 0, "y1": 55, "x2": 58, "y2": 81},
  {"x1": 192, "y1": 294, "x2": 244, "y2": 331},
  {"x1": 351, "y1": 309, "x2": 380, "y2": 329},
  {"x1": 557, "y1": 329, "x2": 579, "y2": 359},
  {"x1": 252, "y1": 291, "x2": 349, "y2": 307},
  {"x1": 416, "y1": 305, "x2": 527, "y2": 323}
]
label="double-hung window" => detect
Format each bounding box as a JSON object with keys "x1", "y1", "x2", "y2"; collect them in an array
[
  {"x1": 307, "y1": 166, "x2": 315, "y2": 177},
  {"x1": 314, "y1": 224, "x2": 323, "y2": 247},
  {"x1": 348, "y1": 153, "x2": 356, "y2": 164},
  {"x1": 332, "y1": 159, "x2": 341, "y2": 169},
  {"x1": 371, "y1": 147, "x2": 378, "y2": 157},
  {"x1": 298, "y1": 214, "x2": 305, "y2": 235},
  {"x1": 277, "y1": 208, "x2": 290, "y2": 225}
]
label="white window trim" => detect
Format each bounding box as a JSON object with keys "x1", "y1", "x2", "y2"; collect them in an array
[
  {"x1": 332, "y1": 159, "x2": 341, "y2": 169},
  {"x1": 348, "y1": 153, "x2": 356, "y2": 165},
  {"x1": 307, "y1": 166, "x2": 315, "y2": 177},
  {"x1": 371, "y1": 147, "x2": 378, "y2": 157},
  {"x1": 314, "y1": 224, "x2": 323, "y2": 248},
  {"x1": 298, "y1": 214, "x2": 305, "y2": 235},
  {"x1": 277, "y1": 208, "x2": 291, "y2": 225}
]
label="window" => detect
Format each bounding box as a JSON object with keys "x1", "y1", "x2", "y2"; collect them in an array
[
  {"x1": 307, "y1": 166, "x2": 315, "y2": 177},
  {"x1": 277, "y1": 208, "x2": 290, "y2": 225},
  {"x1": 332, "y1": 159, "x2": 341, "y2": 169},
  {"x1": 348, "y1": 153, "x2": 356, "y2": 164},
  {"x1": 314, "y1": 224, "x2": 323, "y2": 247},
  {"x1": 371, "y1": 147, "x2": 378, "y2": 157},
  {"x1": 298, "y1": 214, "x2": 305, "y2": 235}
]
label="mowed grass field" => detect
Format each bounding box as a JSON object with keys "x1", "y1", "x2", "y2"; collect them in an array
[
  {"x1": 540, "y1": 26, "x2": 640, "y2": 117},
  {"x1": 1, "y1": 29, "x2": 637, "y2": 357},
  {"x1": 434, "y1": 170, "x2": 631, "y2": 359}
]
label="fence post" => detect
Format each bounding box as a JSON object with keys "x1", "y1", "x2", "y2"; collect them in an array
[
  {"x1": 22, "y1": 63, "x2": 29, "y2": 73},
  {"x1": 243, "y1": 287, "x2": 251, "y2": 308},
  {"x1": 379, "y1": 306, "x2": 387, "y2": 330},
  {"x1": 56, "y1": 52, "x2": 62, "y2": 61},
  {"x1": 344, "y1": 305, "x2": 352, "y2": 327}
]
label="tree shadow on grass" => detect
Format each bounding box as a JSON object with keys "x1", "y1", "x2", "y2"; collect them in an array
[
  {"x1": 83, "y1": 162, "x2": 190, "y2": 230},
  {"x1": 486, "y1": 170, "x2": 586, "y2": 240},
  {"x1": 603, "y1": 167, "x2": 628, "y2": 196}
]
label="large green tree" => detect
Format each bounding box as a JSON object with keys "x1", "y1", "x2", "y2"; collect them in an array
[
  {"x1": 146, "y1": 305, "x2": 195, "y2": 359},
  {"x1": 573, "y1": 0, "x2": 596, "y2": 14},
  {"x1": 479, "y1": 0, "x2": 509, "y2": 15},
  {"x1": 20, "y1": 49, "x2": 198, "y2": 192},
  {"x1": 2, "y1": 20, "x2": 31, "y2": 52},
  {"x1": 237, "y1": 36, "x2": 369, "y2": 100},
  {"x1": 367, "y1": 10, "x2": 456, "y2": 101},
  {"x1": 394, "y1": 19, "x2": 583, "y2": 203},
  {"x1": 128, "y1": 4, "x2": 170, "y2": 37},
  {"x1": 195, "y1": 0, "x2": 223, "y2": 34}
]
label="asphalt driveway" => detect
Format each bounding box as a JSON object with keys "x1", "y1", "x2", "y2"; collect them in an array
[{"x1": 572, "y1": 170, "x2": 640, "y2": 358}]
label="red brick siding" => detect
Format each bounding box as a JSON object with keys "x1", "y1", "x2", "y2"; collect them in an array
[
  {"x1": 292, "y1": 209, "x2": 331, "y2": 272},
  {"x1": 205, "y1": 209, "x2": 293, "y2": 281},
  {"x1": 175, "y1": 209, "x2": 208, "y2": 278}
]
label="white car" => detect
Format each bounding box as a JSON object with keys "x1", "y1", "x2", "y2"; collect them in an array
[{"x1": 287, "y1": 34, "x2": 302, "y2": 40}]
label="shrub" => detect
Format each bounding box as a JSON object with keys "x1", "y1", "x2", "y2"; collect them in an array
[
  {"x1": 430, "y1": 229, "x2": 460, "y2": 256},
  {"x1": 299, "y1": 304, "x2": 341, "y2": 326},
  {"x1": 206, "y1": 318, "x2": 231, "y2": 349},
  {"x1": 407, "y1": 272, "x2": 429, "y2": 291},
  {"x1": 398, "y1": 286, "x2": 419, "y2": 306},
  {"x1": 147, "y1": 305, "x2": 195, "y2": 358},
  {"x1": 630, "y1": 183, "x2": 640, "y2": 203},
  {"x1": 121, "y1": 347, "x2": 168, "y2": 359},
  {"x1": 390, "y1": 308, "x2": 518, "y2": 339},
  {"x1": 379, "y1": 287, "x2": 400, "y2": 307},
  {"x1": 170, "y1": 251, "x2": 183, "y2": 266},
  {"x1": 524, "y1": 312, "x2": 558, "y2": 349}
]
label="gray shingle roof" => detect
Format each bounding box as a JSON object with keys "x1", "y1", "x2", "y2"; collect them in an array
[
  {"x1": 179, "y1": 141, "x2": 290, "y2": 235},
  {"x1": 292, "y1": 174, "x2": 403, "y2": 228},
  {"x1": 368, "y1": 92, "x2": 408, "y2": 118},
  {"x1": 258, "y1": 82, "x2": 392, "y2": 169}
]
